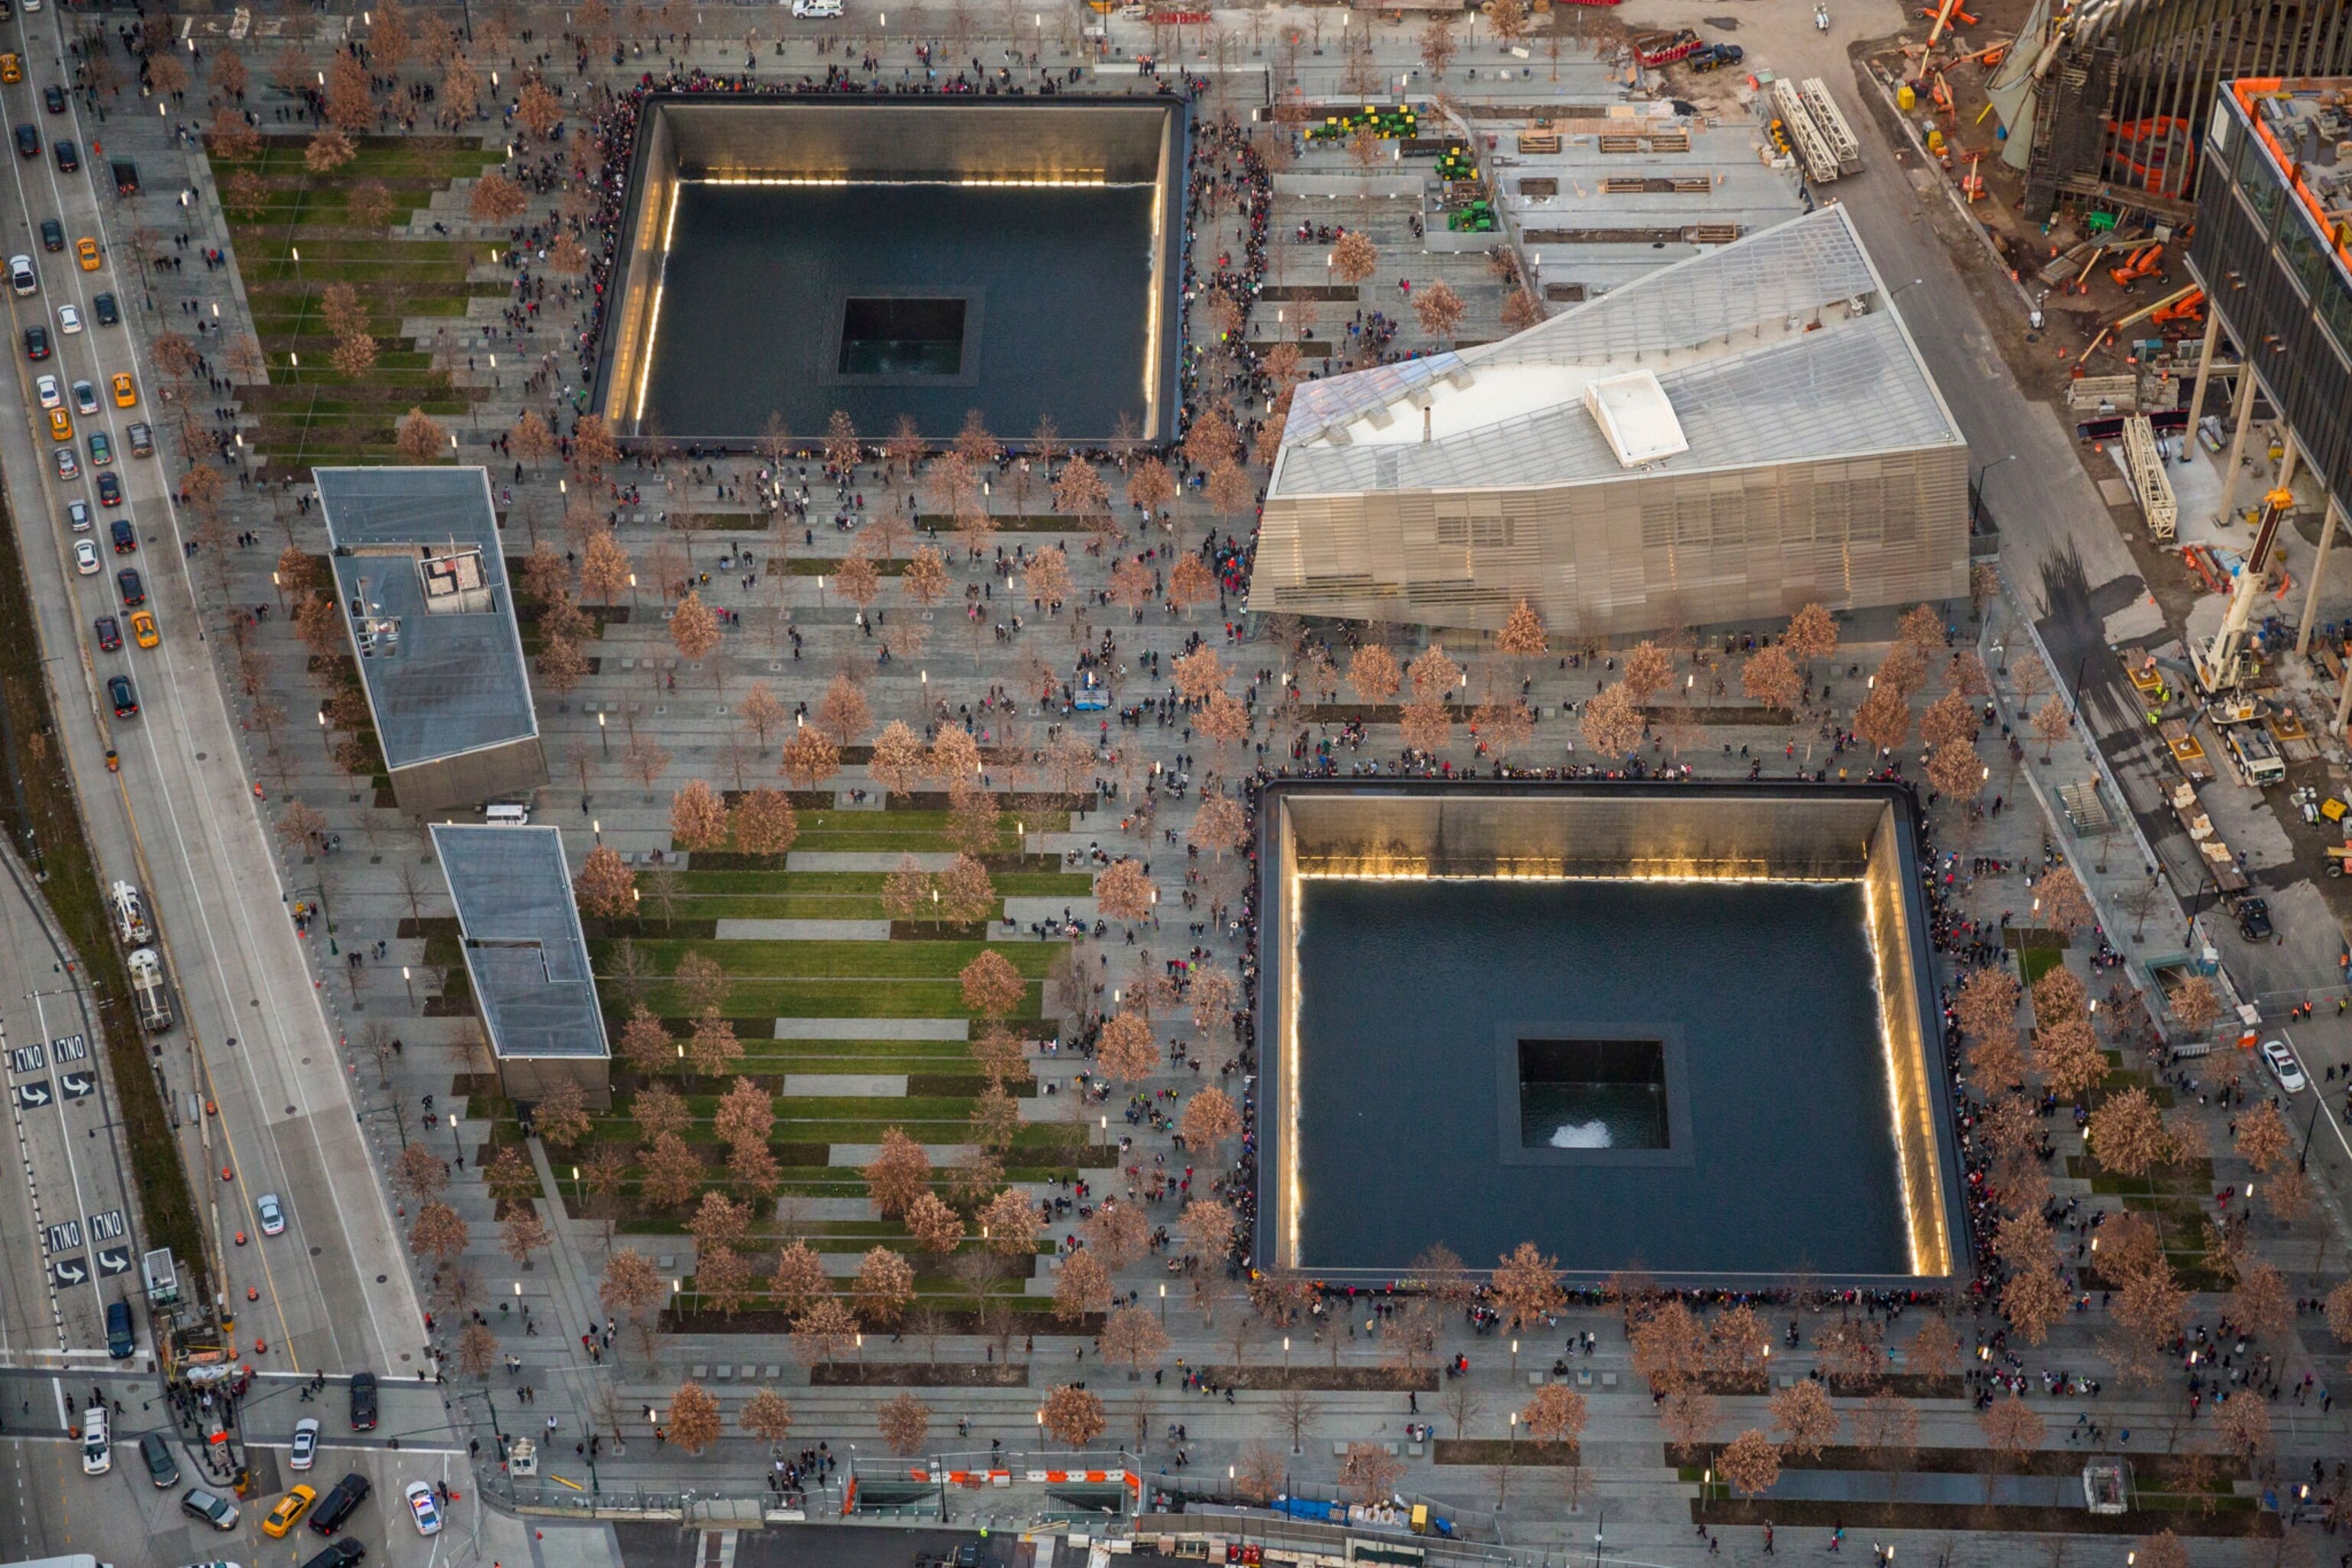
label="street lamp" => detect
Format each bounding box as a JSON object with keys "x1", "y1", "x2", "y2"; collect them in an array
[
  {"x1": 402, "y1": 965, "x2": 414, "y2": 1005},
  {"x1": 1158, "y1": 1282, "x2": 1167, "y2": 1325},
  {"x1": 599, "y1": 710, "x2": 609, "y2": 755},
  {"x1": 1971, "y1": 452, "x2": 2018, "y2": 527},
  {"x1": 449, "y1": 1114, "x2": 462, "y2": 1166}
]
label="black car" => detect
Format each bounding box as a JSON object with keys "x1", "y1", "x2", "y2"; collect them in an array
[
  {"x1": 181, "y1": 1485, "x2": 239, "y2": 1530},
  {"x1": 109, "y1": 518, "x2": 134, "y2": 554},
  {"x1": 301, "y1": 1540, "x2": 366, "y2": 1568},
  {"x1": 139, "y1": 1429, "x2": 178, "y2": 1487},
  {"x1": 115, "y1": 567, "x2": 144, "y2": 606},
  {"x1": 2237, "y1": 897, "x2": 2273, "y2": 942},
  {"x1": 42, "y1": 85, "x2": 63, "y2": 113},
  {"x1": 91, "y1": 291, "x2": 118, "y2": 326},
  {"x1": 310, "y1": 1472, "x2": 372, "y2": 1534},
  {"x1": 38, "y1": 218, "x2": 62, "y2": 252},
  {"x1": 107, "y1": 675, "x2": 136, "y2": 718},
  {"x1": 53, "y1": 139, "x2": 76, "y2": 173},
  {"x1": 95, "y1": 615, "x2": 120, "y2": 652},
  {"x1": 24, "y1": 325, "x2": 47, "y2": 360},
  {"x1": 348, "y1": 1370, "x2": 377, "y2": 1430},
  {"x1": 96, "y1": 472, "x2": 122, "y2": 506},
  {"x1": 12, "y1": 123, "x2": 35, "y2": 158}
]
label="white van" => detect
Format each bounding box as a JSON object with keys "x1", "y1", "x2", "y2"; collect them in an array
[
  {"x1": 8, "y1": 254, "x2": 34, "y2": 296},
  {"x1": 485, "y1": 803, "x2": 531, "y2": 826},
  {"x1": 80, "y1": 1403, "x2": 109, "y2": 1475},
  {"x1": 791, "y1": 0, "x2": 843, "y2": 16}
]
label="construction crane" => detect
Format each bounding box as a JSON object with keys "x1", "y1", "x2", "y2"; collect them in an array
[{"x1": 2190, "y1": 488, "x2": 2295, "y2": 697}]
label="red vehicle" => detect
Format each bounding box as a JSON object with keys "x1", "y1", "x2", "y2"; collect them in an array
[{"x1": 1633, "y1": 28, "x2": 1701, "y2": 67}]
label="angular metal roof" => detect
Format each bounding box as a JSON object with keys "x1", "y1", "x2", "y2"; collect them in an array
[
  {"x1": 432, "y1": 825, "x2": 610, "y2": 1060},
  {"x1": 315, "y1": 467, "x2": 539, "y2": 773},
  {"x1": 1270, "y1": 206, "x2": 1965, "y2": 498}
]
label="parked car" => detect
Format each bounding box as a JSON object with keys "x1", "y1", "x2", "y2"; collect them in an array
[{"x1": 181, "y1": 1486, "x2": 240, "y2": 1530}]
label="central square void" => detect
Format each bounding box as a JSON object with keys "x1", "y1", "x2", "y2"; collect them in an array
[
  {"x1": 838, "y1": 296, "x2": 969, "y2": 377},
  {"x1": 1517, "y1": 1037, "x2": 1668, "y2": 1150}
]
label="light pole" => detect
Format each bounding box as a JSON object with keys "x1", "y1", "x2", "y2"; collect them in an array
[
  {"x1": 402, "y1": 965, "x2": 414, "y2": 1006},
  {"x1": 1158, "y1": 1282, "x2": 1166, "y2": 1325},
  {"x1": 599, "y1": 710, "x2": 609, "y2": 756},
  {"x1": 1971, "y1": 452, "x2": 2017, "y2": 528},
  {"x1": 449, "y1": 1114, "x2": 462, "y2": 1167}
]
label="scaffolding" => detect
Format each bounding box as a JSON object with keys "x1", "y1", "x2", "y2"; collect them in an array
[
  {"x1": 2122, "y1": 412, "x2": 2177, "y2": 539},
  {"x1": 1798, "y1": 78, "x2": 1864, "y2": 175},
  {"x1": 1770, "y1": 78, "x2": 1842, "y2": 185}
]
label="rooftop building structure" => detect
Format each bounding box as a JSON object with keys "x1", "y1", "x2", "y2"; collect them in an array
[
  {"x1": 431, "y1": 824, "x2": 610, "y2": 1106},
  {"x1": 315, "y1": 467, "x2": 545, "y2": 814},
  {"x1": 1249, "y1": 206, "x2": 1970, "y2": 639}
]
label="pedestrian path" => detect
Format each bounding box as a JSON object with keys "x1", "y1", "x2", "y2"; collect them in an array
[
  {"x1": 785, "y1": 851, "x2": 960, "y2": 871},
  {"x1": 773, "y1": 1018, "x2": 967, "y2": 1040},
  {"x1": 714, "y1": 918, "x2": 891, "y2": 940}
]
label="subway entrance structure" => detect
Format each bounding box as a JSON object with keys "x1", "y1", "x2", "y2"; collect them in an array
[
  {"x1": 1254, "y1": 779, "x2": 1969, "y2": 1289},
  {"x1": 590, "y1": 93, "x2": 1187, "y2": 449}
]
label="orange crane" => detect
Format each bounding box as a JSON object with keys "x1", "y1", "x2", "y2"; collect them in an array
[
  {"x1": 2108, "y1": 243, "x2": 2163, "y2": 289},
  {"x1": 2150, "y1": 287, "x2": 2205, "y2": 326}
]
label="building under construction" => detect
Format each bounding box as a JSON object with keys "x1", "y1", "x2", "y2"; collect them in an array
[{"x1": 1987, "y1": 0, "x2": 2352, "y2": 219}]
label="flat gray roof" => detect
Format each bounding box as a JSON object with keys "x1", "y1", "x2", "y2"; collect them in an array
[
  {"x1": 315, "y1": 467, "x2": 537, "y2": 773},
  {"x1": 431, "y1": 824, "x2": 609, "y2": 1061}
]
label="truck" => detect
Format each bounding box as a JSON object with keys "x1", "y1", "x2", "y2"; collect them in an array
[
  {"x1": 1687, "y1": 42, "x2": 1746, "y2": 71},
  {"x1": 2, "y1": 1556, "x2": 118, "y2": 1568},
  {"x1": 127, "y1": 946, "x2": 172, "y2": 1033},
  {"x1": 1632, "y1": 28, "x2": 1702, "y2": 67},
  {"x1": 2222, "y1": 723, "x2": 2285, "y2": 786},
  {"x1": 108, "y1": 880, "x2": 149, "y2": 946},
  {"x1": 141, "y1": 1247, "x2": 178, "y2": 1307}
]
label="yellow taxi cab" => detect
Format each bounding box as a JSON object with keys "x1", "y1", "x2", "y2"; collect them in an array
[
  {"x1": 74, "y1": 237, "x2": 99, "y2": 271},
  {"x1": 47, "y1": 408, "x2": 70, "y2": 441},
  {"x1": 129, "y1": 609, "x2": 158, "y2": 648},
  {"x1": 110, "y1": 372, "x2": 134, "y2": 407},
  {"x1": 261, "y1": 1483, "x2": 315, "y2": 1538},
  {"x1": 0, "y1": 55, "x2": 21, "y2": 84}
]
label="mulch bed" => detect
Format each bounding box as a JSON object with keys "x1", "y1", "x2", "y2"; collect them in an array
[
  {"x1": 1820, "y1": 1375, "x2": 1967, "y2": 1400},
  {"x1": 1634, "y1": 703, "x2": 1793, "y2": 725},
  {"x1": 811, "y1": 1363, "x2": 1031, "y2": 1387},
  {"x1": 1776, "y1": 1447, "x2": 2227, "y2": 1481},
  {"x1": 1432, "y1": 1439, "x2": 1580, "y2": 1467},
  {"x1": 664, "y1": 1305, "x2": 1101, "y2": 1337},
  {"x1": 1694, "y1": 1498, "x2": 2270, "y2": 1538},
  {"x1": 1196, "y1": 1366, "x2": 1438, "y2": 1392}
]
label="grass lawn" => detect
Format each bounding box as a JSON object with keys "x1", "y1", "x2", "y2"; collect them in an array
[{"x1": 209, "y1": 134, "x2": 501, "y2": 463}]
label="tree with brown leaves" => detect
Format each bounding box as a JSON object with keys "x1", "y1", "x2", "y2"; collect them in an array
[
  {"x1": 1095, "y1": 859, "x2": 1158, "y2": 922},
  {"x1": 862, "y1": 1128, "x2": 933, "y2": 1220},
  {"x1": 877, "y1": 1391, "x2": 932, "y2": 1455},
  {"x1": 1040, "y1": 1383, "x2": 1107, "y2": 1446},
  {"x1": 959, "y1": 949, "x2": 1027, "y2": 1019},
  {"x1": 853, "y1": 1247, "x2": 916, "y2": 1328},
  {"x1": 1341, "y1": 1440, "x2": 1406, "y2": 1504},
  {"x1": 1348, "y1": 644, "x2": 1400, "y2": 705},
  {"x1": 666, "y1": 1381, "x2": 721, "y2": 1454},
  {"x1": 1178, "y1": 1086, "x2": 1242, "y2": 1152},
  {"x1": 1769, "y1": 1379, "x2": 1839, "y2": 1457},
  {"x1": 1720, "y1": 1429, "x2": 1782, "y2": 1498},
  {"x1": 1491, "y1": 1241, "x2": 1564, "y2": 1331}
]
